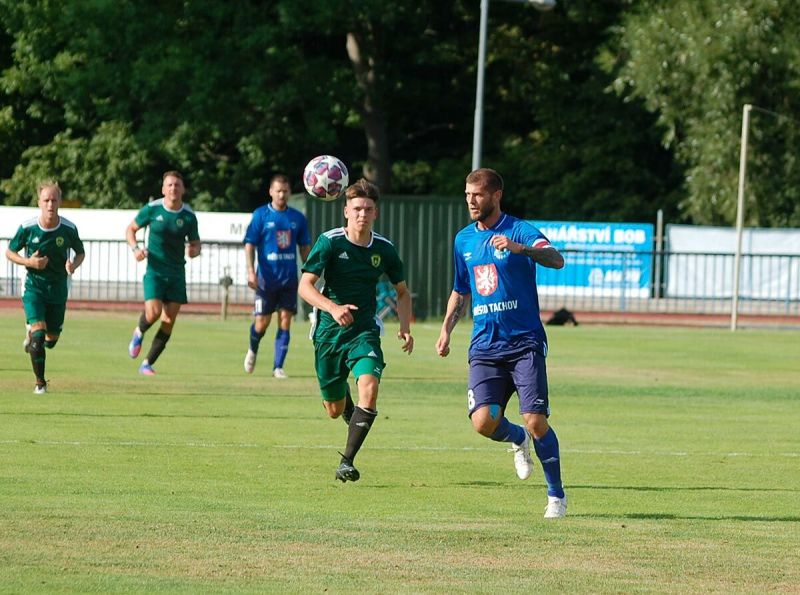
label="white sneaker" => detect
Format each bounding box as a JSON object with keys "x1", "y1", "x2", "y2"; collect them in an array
[
  {"x1": 272, "y1": 367, "x2": 288, "y2": 379},
  {"x1": 509, "y1": 429, "x2": 534, "y2": 480},
  {"x1": 544, "y1": 495, "x2": 567, "y2": 519},
  {"x1": 244, "y1": 349, "x2": 257, "y2": 374},
  {"x1": 33, "y1": 382, "x2": 47, "y2": 395}
]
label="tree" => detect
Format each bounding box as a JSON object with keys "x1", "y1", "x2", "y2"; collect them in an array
[
  {"x1": 0, "y1": 0, "x2": 682, "y2": 226},
  {"x1": 477, "y1": 0, "x2": 682, "y2": 223},
  {"x1": 615, "y1": 0, "x2": 800, "y2": 226},
  {"x1": 0, "y1": 0, "x2": 351, "y2": 209}
]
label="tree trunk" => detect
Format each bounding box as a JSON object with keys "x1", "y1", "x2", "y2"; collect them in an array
[{"x1": 346, "y1": 29, "x2": 391, "y2": 193}]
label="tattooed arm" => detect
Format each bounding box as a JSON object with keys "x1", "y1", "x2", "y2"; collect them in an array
[
  {"x1": 436, "y1": 290, "x2": 471, "y2": 357},
  {"x1": 490, "y1": 235, "x2": 565, "y2": 269}
]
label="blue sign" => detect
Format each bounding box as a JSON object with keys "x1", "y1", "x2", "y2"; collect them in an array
[{"x1": 531, "y1": 221, "x2": 654, "y2": 297}]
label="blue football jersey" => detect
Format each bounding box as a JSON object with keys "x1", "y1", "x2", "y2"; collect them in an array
[
  {"x1": 452, "y1": 213, "x2": 553, "y2": 359},
  {"x1": 243, "y1": 204, "x2": 311, "y2": 287}
]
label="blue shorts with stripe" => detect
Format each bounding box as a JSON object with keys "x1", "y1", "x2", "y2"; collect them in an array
[
  {"x1": 467, "y1": 349, "x2": 549, "y2": 417},
  {"x1": 253, "y1": 279, "x2": 298, "y2": 315}
]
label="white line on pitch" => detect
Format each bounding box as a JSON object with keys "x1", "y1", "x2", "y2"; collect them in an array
[{"x1": 0, "y1": 439, "x2": 798, "y2": 458}]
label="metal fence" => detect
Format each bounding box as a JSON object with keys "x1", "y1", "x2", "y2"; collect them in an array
[
  {"x1": 544, "y1": 249, "x2": 800, "y2": 318},
  {"x1": 2, "y1": 238, "x2": 799, "y2": 320}
]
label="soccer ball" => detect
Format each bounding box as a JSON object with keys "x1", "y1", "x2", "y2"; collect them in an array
[{"x1": 303, "y1": 155, "x2": 349, "y2": 201}]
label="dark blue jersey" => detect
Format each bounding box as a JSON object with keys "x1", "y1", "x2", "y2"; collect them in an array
[
  {"x1": 452, "y1": 213, "x2": 553, "y2": 359},
  {"x1": 243, "y1": 204, "x2": 310, "y2": 287}
]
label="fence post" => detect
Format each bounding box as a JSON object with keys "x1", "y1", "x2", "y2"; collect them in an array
[{"x1": 219, "y1": 266, "x2": 233, "y2": 321}]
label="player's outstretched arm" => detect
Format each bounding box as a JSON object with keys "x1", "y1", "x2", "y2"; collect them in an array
[
  {"x1": 393, "y1": 281, "x2": 414, "y2": 354},
  {"x1": 436, "y1": 290, "x2": 470, "y2": 357}
]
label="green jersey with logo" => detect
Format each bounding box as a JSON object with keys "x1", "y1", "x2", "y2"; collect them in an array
[
  {"x1": 9, "y1": 216, "x2": 85, "y2": 302},
  {"x1": 302, "y1": 228, "x2": 406, "y2": 343},
  {"x1": 135, "y1": 199, "x2": 200, "y2": 276}
]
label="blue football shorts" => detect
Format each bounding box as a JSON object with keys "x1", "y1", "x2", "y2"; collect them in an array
[
  {"x1": 254, "y1": 279, "x2": 298, "y2": 316},
  {"x1": 467, "y1": 349, "x2": 550, "y2": 417}
]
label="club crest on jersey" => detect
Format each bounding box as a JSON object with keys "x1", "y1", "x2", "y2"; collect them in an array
[
  {"x1": 176, "y1": 218, "x2": 184, "y2": 228},
  {"x1": 473, "y1": 264, "x2": 498, "y2": 296},
  {"x1": 493, "y1": 247, "x2": 509, "y2": 260},
  {"x1": 371, "y1": 254, "x2": 381, "y2": 268},
  {"x1": 56, "y1": 236, "x2": 64, "y2": 247},
  {"x1": 276, "y1": 230, "x2": 291, "y2": 249}
]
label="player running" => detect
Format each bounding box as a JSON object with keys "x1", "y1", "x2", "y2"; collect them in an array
[
  {"x1": 299, "y1": 178, "x2": 414, "y2": 483},
  {"x1": 125, "y1": 171, "x2": 201, "y2": 375},
  {"x1": 242, "y1": 174, "x2": 311, "y2": 378},
  {"x1": 5, "y1": 181, "x2": 85, "y2": 394},
  {"x1": 436, "y1": 168, "x2": 568, "y2": 518}
]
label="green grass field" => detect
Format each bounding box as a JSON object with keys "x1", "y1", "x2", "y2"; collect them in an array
[{"x1": 1, "y1": 308, "x2": 798, "y2": 593}]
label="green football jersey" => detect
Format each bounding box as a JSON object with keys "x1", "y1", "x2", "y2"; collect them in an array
[
  {"x1": 135, "y1": 199, "x2": 200, "y2": 276},
  {"x1": 8, "y1": 216, "x2": 85, "y2": 302},
  {"x1": 302, "y1": 228, "x2": 406, "y2": 343}
]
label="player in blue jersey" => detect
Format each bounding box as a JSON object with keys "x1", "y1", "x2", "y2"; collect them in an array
[
  {"x1": 436, "y1": 168, "x2": 568, "y2": 518},
  {"x1": 242, "y1": 174, "x2": 311, "y2": 378}
]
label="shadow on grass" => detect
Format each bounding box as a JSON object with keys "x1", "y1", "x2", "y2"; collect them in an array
[
  {"x1": 585, "y1": 512, "x2": 800, "y2": 522},
  {"x1": 0, "y1": 411, "x2": 313, "y2": 419},
  {"x1": 570, "y1": 484, "x2": 800, "y2": 493}
]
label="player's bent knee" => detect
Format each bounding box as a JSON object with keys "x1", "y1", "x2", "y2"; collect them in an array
[
  {"x1": 525, "y1": 414, "x2": 550, "y2": 439},
  {"x1": 29, "y1": 329, "x2": 46, "y2": 356},
  {"x1": 356, "y1": 374, "x2": 379, "y2": 393},
  {"x1": 323, "y1": 400, "x2": 344, "y2": 419},
  {"x1": 470, "y1": 406, "x2": 500, "y2": 437},
  {"x1": 44, "y1": 337, "x2": 59, "y2": 349},
  {"x1": 254, "y1": 316, "x2": 270, "y2": 333}
]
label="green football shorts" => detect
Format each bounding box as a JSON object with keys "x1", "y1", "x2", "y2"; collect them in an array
[
  {"x1": 22, "y1": 287, "x2": 66, "y2": 334},
  {"x1": 143, "y1": 270, "x2": 188, "y2": 303},
  {"x1": 314, "y1": 330, "x2": 385, "y2": 401}
]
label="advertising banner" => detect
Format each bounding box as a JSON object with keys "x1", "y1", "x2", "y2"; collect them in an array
[{"x1": 531, "y1": 221, "x2": 654, "y2": 298}]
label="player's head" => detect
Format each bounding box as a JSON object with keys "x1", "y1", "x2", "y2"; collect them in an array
[
  {"x1": 344, "y1": 178, "x2": 379, "y2": 233},
  {"x1": 466, "y1": 168, "x2": 503, "y2": 194},
  {"x1": 162, "y1": 170, "x2": 184, "y2": 184},
  {"x1": 465, "y1": 168, "x2": 503, "y2": 224},
  {"x1": 345, "y1": 178, "x2": 380, "y2": 203},
  {"x1": 162, "y1": 170, "x2": 186, "y2": 202},
  {"x1": 269, "y1": 174, "x2": 291, "y2": 209},
  {"x1": 37, "y1": 180, "x2": 62, "y2": 215},
  {"x1": 37, "y1": 180, "x2": 62, "y2": 201}
]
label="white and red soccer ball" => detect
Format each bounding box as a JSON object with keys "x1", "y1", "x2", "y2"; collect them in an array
[{"x1": 303, "y1": 155, "x2": 349, "y2": 201}]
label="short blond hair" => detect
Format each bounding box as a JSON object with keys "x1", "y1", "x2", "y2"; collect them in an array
[{"x1": 37, "y1": 180, "x2": 62, "y2": 200}]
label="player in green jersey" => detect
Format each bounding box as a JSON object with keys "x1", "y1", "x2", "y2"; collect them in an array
[
  {"x1": 125, "y1": 171, "x2": 201, "y2": 375},
  {"x1": 299, "y1": 178, "x2": 414, "y2": 483},
  {"x1": 5, "y1": 181, "x2": 85, "y2": 394}
]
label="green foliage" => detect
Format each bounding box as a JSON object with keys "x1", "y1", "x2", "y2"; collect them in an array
[
  {"x1": 1, "y1": 121, "x2": 149, "y2": 206},
  {"x1": 0, "y1": 0, "x2": 353, "y2": 211},
  {"x1": 0, "y1": 0, "x2": 682, "y2": 221},
  {"x1": 616, "y1": 0, "x2": 800, "y2": 226},
  {"x1": 1, "y1": 312, "x2": 799, "y2": 591}
]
